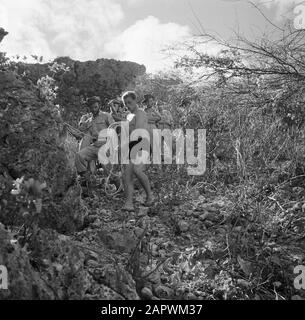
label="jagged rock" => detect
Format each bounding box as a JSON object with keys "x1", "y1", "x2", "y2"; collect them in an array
[
  {"x1": 101, "y1": 264, "x2": 140, "y2": 300},
  {"x1": 0, "y1": 28, "x2": 8, "y2": 43},
  {"x1": 203, "y1": 262, "x2": 219, "y2": 280},
  {"x1": 138, "y1": 206, "x2": 149, "y2": 217},
  {"x1": 86, "y1": 260, "x2": 99, "y2": 268},
  {"x1": 98, "y1": 230, "x2": 137, "y2": 253},
  {"x1": 237, "y1": 279, "x2": 251, "y2": 288},
  {"x1": 98, "y1": 284, "x2": 125, "y2": 300},
  {"x1": 16, "y1": 57, "x2": 146, "y2": 123},
  {"x1": 134, "y1": 227, "x2": 145, "y2": 238},
  {"x1": 292, "y1": 202, "x2": 302, "y2": 211},
  {"x1": 0, "y1": 67, "x2": 89, "y2": 234},
  {"x1": 0, "y1": 225, "x2": 55, "y2": 299},
  {"x1": 92, "y1": 219, "x2": 102, "y2": 228},
  {"x1": 186, "y1": 293, "x2": 197, "y2": 300},
  {"x1": 178, "y1": 221, "x2": 189, "y2": 232},
  {"x1": 199, "y1": 204, "x2": 220, "y2": 213},
  {"x1": 199, "y1": 212, "x2": 210, "y2": 221},
  {"x1": 88, "y1": 251, "x2": 99, "y2": 261}
]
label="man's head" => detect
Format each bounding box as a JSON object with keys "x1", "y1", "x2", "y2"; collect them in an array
[
  {"x1": 122, "y1": 91, "x2": 137, "y2": 113},
  {"x1": 142, "y1": 94, "x2": 155, "y2": 108},
  {"x1": 87, "y1": 96, "x2": 101, "y2": 116},
  {"x1": 156, "y1": 101, "x2": 163, "y2": 113}
]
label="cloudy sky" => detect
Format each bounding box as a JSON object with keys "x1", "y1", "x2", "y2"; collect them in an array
[{"x1": 0, "y1": 0, "x2": 300, "y2": 72}]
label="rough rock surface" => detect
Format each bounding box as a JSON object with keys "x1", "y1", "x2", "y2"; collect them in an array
[{"x1": 16, "y1": 57, "x2": 146, "y2": 123}]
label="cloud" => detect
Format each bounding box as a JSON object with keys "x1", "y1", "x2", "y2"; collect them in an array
[
  {"x1": 0, "y1": 0, "x2": 124, "y2": 61},
  {"x1": 0, "y1": 0, "x2": 191, "y2": 72},
  {"x1": 104, "y1": 16, "x2": 191, "y2": 72},
  {"x1": 254, "y1": 0, "x2": 300, "y2": 19},
  {"x1": 221, "y1": 0, "x2": 300, "y2": 19}
]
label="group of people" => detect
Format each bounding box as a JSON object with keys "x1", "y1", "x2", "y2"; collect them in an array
[{"x1": 74, "y1": 92, "x2": 173, "y2": 211}]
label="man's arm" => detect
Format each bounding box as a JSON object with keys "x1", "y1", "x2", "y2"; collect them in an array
[
  {"x1": 106, "y1": 113, "x2": 115, "y2": 126},
  {"x1": 135, "y1": 110, "x2": 148, "y2": 130}
]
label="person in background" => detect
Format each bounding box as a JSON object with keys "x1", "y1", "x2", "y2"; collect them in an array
[
  {"x1": 121, "y1": 91, "x2": 153, "y2": 211},
  {"x1": 75, "y1": 96, "x2": 114, "y2": 181},
  {"x1": 157, "y1": 103, "x2": 173, "y2": 131}
]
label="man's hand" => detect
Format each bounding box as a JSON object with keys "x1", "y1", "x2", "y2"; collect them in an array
[{"x1": 79, "y1": 113, "x2": 92, "y2": 125}]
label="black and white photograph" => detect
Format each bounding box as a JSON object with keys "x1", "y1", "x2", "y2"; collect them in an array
[{"x1": 0, "y1": 0, "x2": 305, "y2": 309}]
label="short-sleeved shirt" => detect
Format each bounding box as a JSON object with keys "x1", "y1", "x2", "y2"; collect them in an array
[{"x1": 79, "y1": 111, "x2": 114, "y2": 140}]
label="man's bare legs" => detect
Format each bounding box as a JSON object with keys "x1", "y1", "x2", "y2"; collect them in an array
[
  {"x1": 122, "y1": 163, "x2": 135, "y2": 211},
  {"x1": 133, "y1": 163, "x2": 153, "y2": 205},
  {"x1": 122, "y1": 163, "x2": 153, "y2": 211}
]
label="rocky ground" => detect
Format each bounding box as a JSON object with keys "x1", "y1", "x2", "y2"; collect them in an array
[
  {"x1": 1, "y1": 164, "x2": 305, "y2": 300},
  {"x1": 60, "y1": 165, "x2": 305, "y2": 300}
]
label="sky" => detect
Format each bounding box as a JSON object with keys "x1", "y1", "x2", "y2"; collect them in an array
[{"x1": 0, "y1": 0, "x2": 301, "y2": 73}]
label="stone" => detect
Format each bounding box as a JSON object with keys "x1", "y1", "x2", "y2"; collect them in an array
[
  {"x1": 153, "y1": 285, "x2": 174, "y2": 299},
  {"x1": 86, "y1": 215, "x2": 98, "y2": 223},
  {"x1": 100, "y1": 209, "x2": 107, "y2": 215},
  {"x1": 292, "y1": 203, "x2": 302, "y2": 211},
  {"x1": 92, "y1": 219, "x2": 102, "y2": 228},
  {"x1": 102, "y1": 264, "x2": 140, "y2": 300},
  {"x1": 186, "y1": 293, "x2": 197, "y2": 300},
  {"x1": 178, "y1": 221, "x2": 189, "y2": 232},
  {"x1": 98, "y1": 230, "x2": 137, "y2": 253},
  {"x1": 141, "y1": 287, "x2": 153, "y2": 299},
  {"x1": 138, "y1": 206, "x2": 149, "y2": 217},
  {"x1": 192, "y1": 211, "x2": 201, "y2": 217},
  {"x1": 89, "y1": 251, "x2": 99, "y2": 261},
  {"x1": 151, "y1": 244, "x2": 158, "y2": 257},
  {"x1": 134, "y1": 227, "x2": 145, "y2": 238},
  {"x1": 199, "y1": 212, "x2": 210, "y2": 221},
  {"x1": 237, "y1": 279, "x2": 251, "y2": 288},
  {"x1": 159, "y1": 249, "x2": 167, "y2": 258},
  {"x1": 201, "y1": 204, "x2": 220, "y2": 213},
  {"x1": 204, "y1": 221, "x2": 214, "y2": 227},
  {"x1": 86, "y1": 260, "x2": 99, "y2": 268}
]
